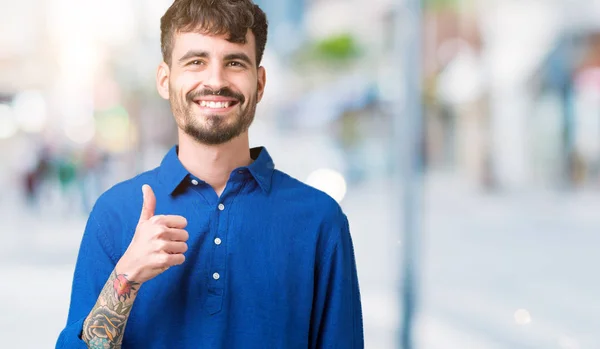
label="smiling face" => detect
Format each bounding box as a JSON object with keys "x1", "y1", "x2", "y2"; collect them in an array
[{"x1": 156, "y1": 29, "x2": 266, "y2": 145}]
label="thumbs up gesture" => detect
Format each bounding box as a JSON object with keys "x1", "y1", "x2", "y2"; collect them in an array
[{"x1": 115, "y1": 185, "x2": 189, "y2": 284}]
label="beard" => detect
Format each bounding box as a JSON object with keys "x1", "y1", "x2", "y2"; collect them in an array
[{"x1": 169, "y1": 86, "x2": 257, "y2": 145}]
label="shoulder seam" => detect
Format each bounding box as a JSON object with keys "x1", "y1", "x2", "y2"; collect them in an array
[{"x1": 316, "y1": 211, "x2": 348, "y2": 275}]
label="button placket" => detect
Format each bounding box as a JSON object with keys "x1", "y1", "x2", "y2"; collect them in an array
[
  {"x1": 213, "y1": 204, "x2": 225, "y2": 281},
  {"x1": 204, "y1": 179, "x2": 246, "y2": 316},
  {"x1": 205, "y1": 199, "x2": 229, "y2": 315}
]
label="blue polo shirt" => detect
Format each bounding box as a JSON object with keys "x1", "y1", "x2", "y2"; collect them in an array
[{"x1": 56, "y1": 146, "x2": 363, "y2": 348}]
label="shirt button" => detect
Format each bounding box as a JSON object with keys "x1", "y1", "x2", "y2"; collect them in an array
[
  {"x1": 214, "y1": 237, "x2": 222, "y2": 245},
  {"x1": 213, "y1": 272, "x2": 220, "y2": 280},
  {"x1": 218, "y1": 203, "x2": 225, "y2": 211},
  {"x1": 191, "y1": 179, "x2": 199, "y2": 186}
]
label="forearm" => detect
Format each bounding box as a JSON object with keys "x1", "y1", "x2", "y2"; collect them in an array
[{"x1": 82, "y1": 269, "x2": 140, "y2": 348}]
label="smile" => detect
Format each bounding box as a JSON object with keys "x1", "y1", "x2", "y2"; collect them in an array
[
  {"x1": 200, "y1": 100, "x2": 231, "y2": 109},
  {"x1": 194, "y1": 98, "x2": 240, "y2": 110}
]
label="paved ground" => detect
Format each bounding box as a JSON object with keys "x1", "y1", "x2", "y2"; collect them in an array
[{"x1": 1, "y1": 174, "x2": 599, "y2": 348}]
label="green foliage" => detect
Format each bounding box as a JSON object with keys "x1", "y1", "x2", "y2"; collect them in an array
[
  {"x1": 424, "y1": 0, "x2": 462, "y2": 11},
  {"x1": 292, "y1": 33, "x2": 362, "y2": 71},
  {"x1": 313, "y1": 33, "x2": 361, "y2": 61}
]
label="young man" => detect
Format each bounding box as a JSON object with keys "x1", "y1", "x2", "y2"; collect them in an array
[{"x1": 56, "y1": 0, "x2": 363, "y2": 348}]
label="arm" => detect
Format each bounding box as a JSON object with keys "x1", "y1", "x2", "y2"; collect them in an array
[
  {"x1": 57, "y1": 230, "x2": 142, "y2": 349},
  {"x1": 55, "y1": 209, "x2": 121, "y2": 349},
  {"x1": 56, "y1": 185, "x2": 188, "y2": 349},
  {"x1": 81, "y1": 269, "x2": 140, "y2": 348},
  {"x1": 310, "y1": 214, "x2": 364, "y2": 349}
]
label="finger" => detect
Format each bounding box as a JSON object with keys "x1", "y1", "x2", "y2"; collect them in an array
[
  {"x1": 168, "y1": 253, "x2": 185, "y2": 266},
  {"x1": 164, "y1": 241, "x2": 188, "y2": 254},
  {"x1": 149, "y1": 215, "x2": 165, "y2": 224},
  {"x1": 158, "y1": 253, "x2": 185, "y2": 267},
  {"x1": 156, "y1": 215, "x2": 187, "y2": 229},
  {"x1": 162, "y1": 228, "x2": 189, "y2": 242},
  {"x1": 139, "y1": 185, "x2": 156, "y2": 223}
]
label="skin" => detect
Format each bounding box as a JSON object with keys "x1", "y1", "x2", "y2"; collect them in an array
[{"x1": 81, "y1": 28, "x2": 267, "y2": 348}]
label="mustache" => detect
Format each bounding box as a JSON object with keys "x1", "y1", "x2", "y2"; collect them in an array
[{"x1": 186, "y1": 88, "x2": 245, "y2": 104}]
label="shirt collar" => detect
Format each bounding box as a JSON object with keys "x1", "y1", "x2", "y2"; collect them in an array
[
  {"x1": 247, "y1": 146, "x2": 275, "y2": 193},
  {"x1": 159, "y1": 146, "x2": 190, "y2": 195},
  {"x1": 159, "y1": 145, "x2": 275, "y2": 195}
]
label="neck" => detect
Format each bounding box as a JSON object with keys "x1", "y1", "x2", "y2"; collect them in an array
[{"x1": 177, "y1": 130, "x2": 252, "y2": 196}]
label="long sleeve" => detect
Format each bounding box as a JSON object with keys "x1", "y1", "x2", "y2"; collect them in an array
[
  {"x1": 55, "y1": 205, "x2": 120, "y2": 349},
  {"x1": 310, "y1": 214, "x2": 364, "y2": 349}
]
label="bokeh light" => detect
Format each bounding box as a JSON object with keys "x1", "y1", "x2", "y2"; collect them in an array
[
  {"x1": 514, "y1": 309, "x2": 532, "y2": 325},
  {"x1": 64, "y1": 119, "x2": 95, "y2": 144},
  {"x1": 12, "y1": 90, "x2": 47, "y2": 133},
  {"x1": 306, "y1": 168, "x2": 347, "y2": 203},
  {"x1": 0, "y1": 104, "x2": 18, "y2": 139}
]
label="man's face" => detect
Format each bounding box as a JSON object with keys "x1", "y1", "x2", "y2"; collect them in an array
[{"x1": 157, "y1": 29, "x2": 266, "y2": 145}]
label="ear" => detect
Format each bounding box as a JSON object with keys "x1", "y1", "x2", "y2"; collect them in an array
[
  {"x1": 156, "y1": 62, "x2": 170, "y2": 100},
  {"x1": 256, "y1": 66, "x2": 266, "y2": 103}
]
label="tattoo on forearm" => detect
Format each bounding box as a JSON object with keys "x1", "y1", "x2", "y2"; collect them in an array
[{"x1": 82, "y1": 271, "x2": 140, "y2": 348}]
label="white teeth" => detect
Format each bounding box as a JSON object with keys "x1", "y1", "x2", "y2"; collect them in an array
[{"x1": 199, "y1": 101, "x2": 231, "y2": 109}]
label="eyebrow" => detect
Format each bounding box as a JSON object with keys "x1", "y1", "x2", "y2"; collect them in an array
[
  {"x1": 224, "y1": 53, "x2": 253, "y2": 66},
  {"x1": 178, "y1": 50, "x2": 209, "y2": 64},
  {"x1": 177, "y1": 50, "x2": 254, "y2": 66}
]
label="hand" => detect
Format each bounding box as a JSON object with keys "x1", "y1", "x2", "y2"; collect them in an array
[{"x1": 115, "y1": 184, "x2": 189, "y2": 284}]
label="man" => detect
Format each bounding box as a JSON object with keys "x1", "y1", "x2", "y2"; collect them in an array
[{"x1": 56, "y1": 0, "x2": 363, "y2": 348}]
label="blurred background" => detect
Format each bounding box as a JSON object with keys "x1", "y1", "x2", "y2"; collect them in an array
[{"x1": 2, "y1": 0, "x2": 600, "y2": 348}]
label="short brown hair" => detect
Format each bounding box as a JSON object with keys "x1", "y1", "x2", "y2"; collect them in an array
[{"x1": 160, "y1": 0, "x2": 268, "y2": 67}]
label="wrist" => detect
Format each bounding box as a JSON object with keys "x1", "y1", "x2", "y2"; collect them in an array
[{"x1": 115, "y1": 260, "x2": 143, "y2": 285}]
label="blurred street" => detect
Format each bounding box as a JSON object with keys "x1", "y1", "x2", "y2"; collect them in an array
[
  {"x1": 2, "y1": 174, "x2": 599, "y2": 349},
  {"x1": 4, "y1": 0, "x2": 600, "y2": 347}
]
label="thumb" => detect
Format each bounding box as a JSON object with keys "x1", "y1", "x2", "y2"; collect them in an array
[{"x1": 139, "y1": 184, "x2": 156, "y2": 222}]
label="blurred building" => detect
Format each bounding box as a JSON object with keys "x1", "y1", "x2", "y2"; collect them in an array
[{"x1": 4, "y1": 1, "x2": 600, "y2": 349}]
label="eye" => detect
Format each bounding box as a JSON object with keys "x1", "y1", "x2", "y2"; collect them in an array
[
  {"x1": 227, "y1": 61, "x2": 245, "y2": 68},
  {"x1": 189, "y1": 60, "x2": 204, "y2": 66}
]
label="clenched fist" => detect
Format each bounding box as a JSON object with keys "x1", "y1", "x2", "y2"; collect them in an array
[{"x1": 115, "y1": 184, "x2": 189, "y2": 284}]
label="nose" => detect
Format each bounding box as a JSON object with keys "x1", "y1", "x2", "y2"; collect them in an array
[{"x1": 202, "y1": 64, "x2": 228, "y2": 92}]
